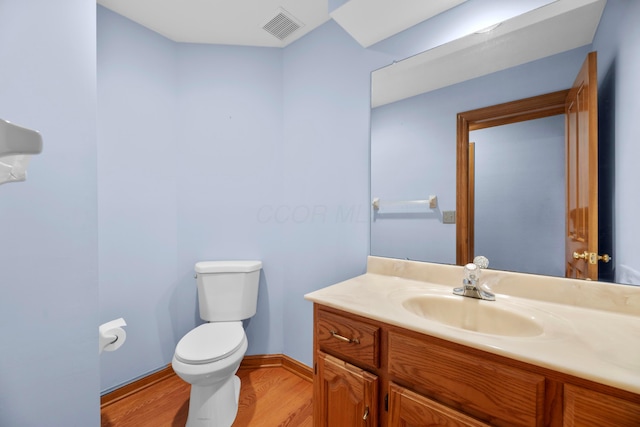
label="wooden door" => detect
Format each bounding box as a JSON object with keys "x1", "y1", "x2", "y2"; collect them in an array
[
  {"x1": 565, "y1": 52, "x2": 599, "y2": 279},
  {"x1": 314, "y1": 351, "x2": 378, "y2": 427}
]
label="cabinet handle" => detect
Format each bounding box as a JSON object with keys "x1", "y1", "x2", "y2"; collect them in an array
[
  {"x1": 329, "y1": 330, "x2": 360, "y2": 344},
  {"x1": 363, "y1": 406, "x2": 369, "y2": 421}
]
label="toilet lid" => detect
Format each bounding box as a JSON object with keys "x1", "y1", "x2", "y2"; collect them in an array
[{"x1": 175, "y1": 322, "x2": 245, "y2": 364}]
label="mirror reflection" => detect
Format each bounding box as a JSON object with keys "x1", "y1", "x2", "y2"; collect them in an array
[
  {"x1": 471, "y1": 116, "x2": 565, "y2": 277},
  {"x1": 370, "y1": 0, "x2": 640, "y2": 285}
]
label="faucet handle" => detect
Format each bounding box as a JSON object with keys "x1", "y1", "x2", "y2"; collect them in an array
[
  {"x1": 473, "y1": 255, "x2": 489, "y2": 269},
  {"x1": 464, "y1": 263, "x2": 480, "y2": 283}
]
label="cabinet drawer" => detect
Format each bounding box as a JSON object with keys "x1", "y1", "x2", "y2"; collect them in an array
[
  {"x1": 389, "y1": 382, "x2": 490, "y2": 427},
  {"x1": 388, "y1": 331, "x2": 545, "y2": 427},
  {"x1": 316, "y1": 310, "x2": 380, "y2": 369}
]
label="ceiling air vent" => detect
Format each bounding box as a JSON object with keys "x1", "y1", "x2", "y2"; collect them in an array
[{"x1": 262, "y1": 8, "x2": 304, "y2": 41}]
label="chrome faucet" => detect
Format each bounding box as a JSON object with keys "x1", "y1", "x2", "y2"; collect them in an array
[{"x1": 453, "y1": 256, "x2": 495, "y2": 301}]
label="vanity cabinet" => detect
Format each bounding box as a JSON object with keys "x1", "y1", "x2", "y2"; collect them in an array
[{"x1": 313, "y1": 304, "x2": 640, "y2": 427}]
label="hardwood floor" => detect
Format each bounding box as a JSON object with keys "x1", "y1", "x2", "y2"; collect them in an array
[
  {"x1": 234, "y1": 367, "x2": 313, "y2": 427},
  {"x1": 101, "y1": 365, "x2": 313, "y2": 427}
]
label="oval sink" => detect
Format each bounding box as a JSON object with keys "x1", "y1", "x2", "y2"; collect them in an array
[{"x1": 402, "y1": 295, "x2": 543, "y2": 337}]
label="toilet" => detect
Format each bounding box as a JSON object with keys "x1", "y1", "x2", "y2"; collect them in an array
[{"x1": 172, "y1": 260, "x2": 262, "y2": 427}]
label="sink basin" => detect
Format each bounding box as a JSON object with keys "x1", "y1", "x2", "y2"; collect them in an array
[{"x1": 402, "y1": 295, "x2": 544, "y2": 337}]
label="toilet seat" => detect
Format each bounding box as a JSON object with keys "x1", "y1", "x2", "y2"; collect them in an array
[{"x1": 175, "y1": 322, "x2": 245, "y2": 365}]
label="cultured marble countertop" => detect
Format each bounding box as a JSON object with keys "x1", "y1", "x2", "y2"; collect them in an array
[{"x1": 305, "y1": 256, "x2": 640, "y2": 394}]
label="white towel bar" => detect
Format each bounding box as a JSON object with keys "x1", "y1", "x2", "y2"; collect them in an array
[{"x1": 372, "y1": 196, "x2": 437, "y2": 212}]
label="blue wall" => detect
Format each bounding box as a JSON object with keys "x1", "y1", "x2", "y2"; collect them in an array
[
  {"x1": 605, "y1": 0, "x2": 640, "y2": 284},
  {"x1": 472, "y1": 116, "x2": 565, "y2": 276},
  {"x1": 176, "y1": 42, "x2": 286, "y2": 362},
  {"x1": 281, "y1": 20, "x2": 390, "y2": 363},
  {"x1": 97, "y1": 7, "x2": 390, "y2": 391},
  {"x1": 97, "y1": 7, "x2": 179, "y2": 391},
  {"x1": 98, "y1": 7, "x2": 286, "y2": 391},
  {"x1": 0, "y1": 0, "x2": 99, "y2": 425}
]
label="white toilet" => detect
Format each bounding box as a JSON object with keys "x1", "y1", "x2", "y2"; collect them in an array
[{"x1": 172, "y1": 260, "x2": 262, "y2": 427}]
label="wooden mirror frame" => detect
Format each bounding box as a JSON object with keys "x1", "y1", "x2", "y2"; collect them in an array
[{"x1": 455, "y1": 89, "x2": 570, "y2": 265}]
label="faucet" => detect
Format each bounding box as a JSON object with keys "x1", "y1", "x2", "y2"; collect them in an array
[{"x1": 453, "y1": 256, "x2": 495, "y2": 301}]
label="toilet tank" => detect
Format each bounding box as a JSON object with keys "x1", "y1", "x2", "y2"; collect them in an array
[{"x1": 195, "y1": 260, "x2": 262, "y2": 322}]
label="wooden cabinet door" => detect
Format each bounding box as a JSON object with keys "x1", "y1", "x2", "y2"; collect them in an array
[
  {"x1": 314, "y1": 351, "x2": 378, "y2": 427},
  {"x1": 389, "y1": 383, "x2": 490, "y2": 427},
  {"x1": 564, "y1": 384, "x2": 640, "y2": 426}
]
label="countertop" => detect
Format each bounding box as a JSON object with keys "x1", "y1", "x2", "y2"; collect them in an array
[{"x1": 305, "y1": 257, "x2": 640, "y2": 394}]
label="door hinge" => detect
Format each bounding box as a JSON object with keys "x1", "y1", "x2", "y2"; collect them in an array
[
  {"x1": 384, "y1": 393, "x2": 388, "y2": 412},
  {"x1": 314, "y1": 362, "x2": 317, "y2": 375}
]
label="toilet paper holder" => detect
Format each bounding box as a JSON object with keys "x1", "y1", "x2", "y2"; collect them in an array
[
  {"x1": 99, "y1": 317, "x2": 127, "y2": 355},
  {"x1": 0, "y1": 118, "x2": 43, "y2": 185}
]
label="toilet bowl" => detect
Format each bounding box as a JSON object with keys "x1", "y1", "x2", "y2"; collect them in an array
[
  {"x1": 172, "y1": 260, "x2": 261, "y2": 427},
  {"x1": 172, "y1": 322, "x2": 248, "y2": 427}
]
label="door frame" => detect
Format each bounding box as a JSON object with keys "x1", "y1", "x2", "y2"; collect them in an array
[{"x1": 455, "y1": 90, "x2": 570, "y2": 265}]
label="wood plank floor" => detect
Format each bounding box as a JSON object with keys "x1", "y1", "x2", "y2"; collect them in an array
[{"x1": 101, "y1": 366, "x2": 313, "y2": 427}]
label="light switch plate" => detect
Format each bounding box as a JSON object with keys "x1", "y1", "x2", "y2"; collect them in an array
[{"x1": 443, "y1": 210, "x2": 456, "y2": 224}]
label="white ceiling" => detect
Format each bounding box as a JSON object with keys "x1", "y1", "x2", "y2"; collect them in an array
[
  {"x1": 96, "y1": 0, "x2": 331, "y2": 47},
  {"x1": 329, "y1": 0, "x2": 467, "y2": 48},
  {"x1": 372, "y1": 0, "x2": 607, "y2": 107},
  {"x1": 96, "y1": 0, "x2": 466, "y2": 48}
]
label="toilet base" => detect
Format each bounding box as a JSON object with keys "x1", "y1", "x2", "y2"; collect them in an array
[{"x1": 186, "y1": 375, "x2": 241, "y2": 427}]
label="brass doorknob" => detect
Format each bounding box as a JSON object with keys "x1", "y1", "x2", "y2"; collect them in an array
[
  {"x1": 573, "y1": 251, "x2": 588, "y2": 260},
  {"x1": 597, "y1": 254, "x2": 612, "y2": 263},
  {"x1": 573, "y1": 251, "x2": 611, "y2": 264}
]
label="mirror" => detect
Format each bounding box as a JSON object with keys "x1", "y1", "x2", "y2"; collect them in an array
[
  {"x1": 370, "y1": 0, "x2": 638, "y2": 285},
  {"x1": 454, "y1": 89, "x2": 609, "y2": 280}
]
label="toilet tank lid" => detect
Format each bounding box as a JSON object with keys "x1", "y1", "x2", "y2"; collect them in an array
[{"x1": 195, "y1": 260, "x2": 262, "y2": 274}]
